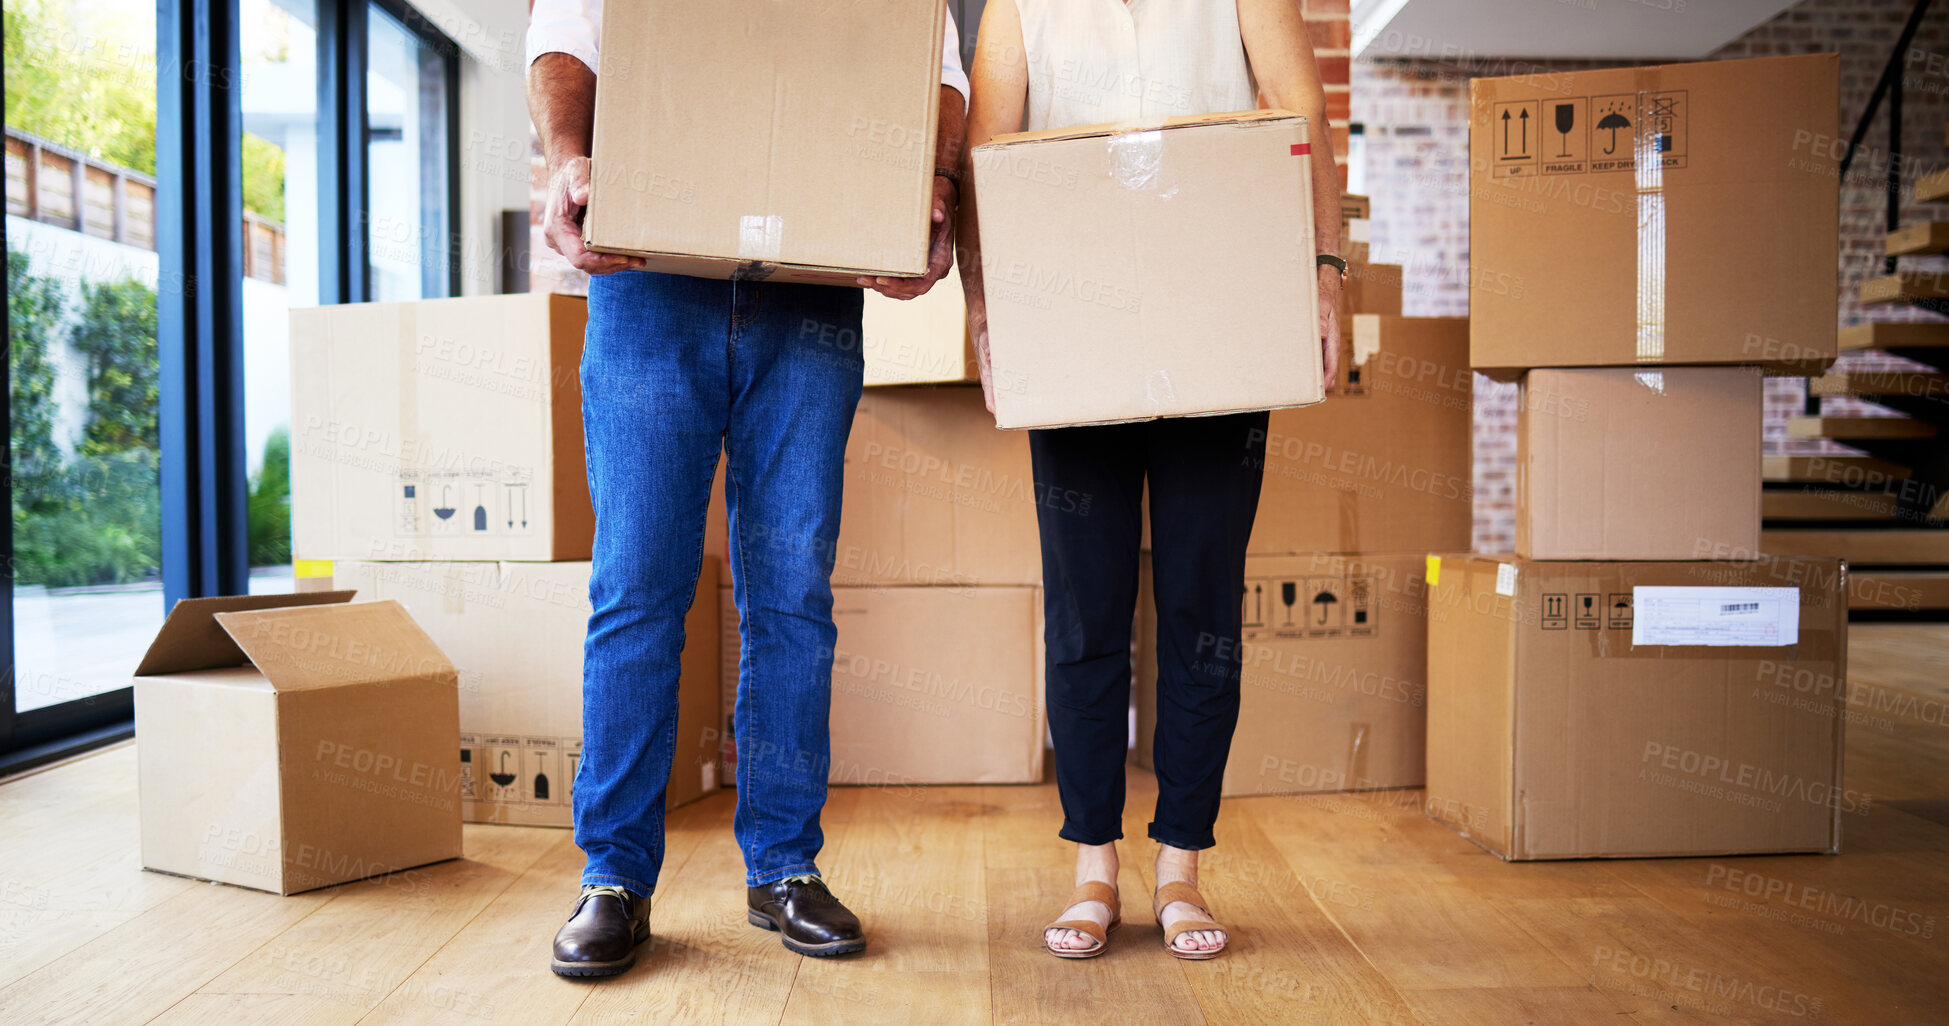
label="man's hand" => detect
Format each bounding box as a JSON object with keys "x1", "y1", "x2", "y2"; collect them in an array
[
  {"x1": 543, "y1": 157, "x2": 643, "y2": 275},
  {"x1": 1318, "y1": 262, "x2": 1342, "y2": 387},
  {"x1": 860, "y1": 177, "x2": 956, "y2": 300}
]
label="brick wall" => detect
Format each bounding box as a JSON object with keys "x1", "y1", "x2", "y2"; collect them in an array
[{"x1": 1356, "y1": 0, "x2": 1949, "y2": 553}]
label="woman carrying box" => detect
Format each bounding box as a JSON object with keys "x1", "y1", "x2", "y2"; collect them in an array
[{"x1": 959, "y1": 0, "x2": 1343, "y2": 960}]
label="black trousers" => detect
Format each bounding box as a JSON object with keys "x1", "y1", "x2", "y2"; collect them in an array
[{"x1": 1030, "y1": 411, "x2": 1268, "y2": 851}]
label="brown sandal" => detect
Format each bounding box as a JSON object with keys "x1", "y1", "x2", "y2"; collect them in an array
[
  {"x1": 1042, "y1": 880, "x2": 1121, "y2": 959},
  {"x1": 1153, "y1": 881, "x2": 1228, "y2": 960}
]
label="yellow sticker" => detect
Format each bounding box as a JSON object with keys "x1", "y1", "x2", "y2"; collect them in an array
[
  {"x1": 1424, "y1": 555, "x2": 1441, "y2": 586},
  {"x1": 293, "y1": 559, "x2": 334, "y2": 579}
]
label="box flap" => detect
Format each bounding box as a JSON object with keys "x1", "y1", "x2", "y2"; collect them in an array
[
  {"x1": 982, "y1": 109, "x2": 1303, "y2": 148},
  {"x1": 213, "y1": 599, "x2": 456, "y2": 692},
  {"x1": 134, "y1": 591, "x2": 357, "y2": 677}
]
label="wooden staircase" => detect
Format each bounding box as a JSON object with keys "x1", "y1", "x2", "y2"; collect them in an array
[{"x1": 1770, "y1": 106, "x2": 1949, "y2": 615}]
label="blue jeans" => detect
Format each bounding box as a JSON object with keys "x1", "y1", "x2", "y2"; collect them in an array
[{"x1": 574, "y1": 270, "x2": 864, "y2": 895}]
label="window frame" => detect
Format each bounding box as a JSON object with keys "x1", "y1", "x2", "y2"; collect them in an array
[{"x1": 1, "y1": 0, "x2": 465, "y2": 772}]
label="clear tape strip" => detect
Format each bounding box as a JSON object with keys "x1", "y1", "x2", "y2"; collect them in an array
[
  {"x1": 738, "y1": 215, "x2": 784, "y2": 262},
  {"x1": 1108, "y1": 129, "x2": 1164, "y2": 192},
  {"x1": 1635, "y1": 87, "x2": 1666, "y2": 365}
]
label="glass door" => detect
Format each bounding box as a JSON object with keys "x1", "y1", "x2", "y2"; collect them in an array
[{"x1": 6, "y1": 0, "x2": 166, "y2": 748}]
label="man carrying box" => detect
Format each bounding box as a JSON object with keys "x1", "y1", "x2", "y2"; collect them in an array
[{"x1": 526, "y1": 3, "x2": 968, "y2": 977}]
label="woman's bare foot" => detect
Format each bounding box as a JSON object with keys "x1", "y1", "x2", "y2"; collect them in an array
[
  {"x1": 1045, "y1": 842, "x2": 1118, "y2": 952},
  {"x1": 1156, "y1": 845, "x2": 1226, "y2": 954}
]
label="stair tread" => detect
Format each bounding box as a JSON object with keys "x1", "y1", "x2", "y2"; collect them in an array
[
  {"x1": 1918, "y1": 167, "x2": 1949, "y2": 203},
  {"x1": 1762, "y1": 490, "x2": 1901, "y2": 520},
  {"x1": 1763, "y1": 529, "x2": 1949, "y2": 563},
  {"x1": 1840, "y1": 322, "x2": 1949, "y2": 351},
  {"x1": 1763, "y1": 454, "x2": 1912, "y2": 483},
  {"x1": 1861, "y1": 273, "x2": 1949, "y2": 304},
  {"x1": 1785, "y1": 415, "x2": 1938, "y2": 440},
  {"x1": 1887, "y1": 221, "x2": 1949, "y2": 255},
  {"x1": 1808, "y1": 370, "x2": 1949, "y2": 397},
  {"x1": 1851, "y1": 570, "x2": 1949, "y2": 611}
]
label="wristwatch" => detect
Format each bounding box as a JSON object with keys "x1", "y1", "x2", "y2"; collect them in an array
[
  {"x1": 1317, "y1": 254, "x2": 1348, "y2": 281},
  {"x1": 934, "y1": 166, "x2": 963, "y2": 197}
]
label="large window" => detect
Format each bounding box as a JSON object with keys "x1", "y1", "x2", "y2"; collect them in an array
[
  {"x1": 3, "y1": 0, "x2": 462, "y2": 766},
  {"x1": 240, "y1": 0, "x2": 320, "y2": 595},
  {"x1": 6, "y1": 0, "x2": 166, "y2": 714},
  {"x1": 365, "y1": 1, "x2": 455, "y2": 301}
]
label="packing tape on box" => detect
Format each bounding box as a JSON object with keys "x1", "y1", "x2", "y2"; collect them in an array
[
  {"x1": 1352, "y1": 314, "x2": 1382, "y2": 369},
  {"x1": 1344, "y1": 720, "x2": 1370, "y2": 792},
  {"x1": 1107, "y1": 128, "x2": 1170, "y2": 195},
  {"x1": 738, "y1": 215, "x2": 784, "y2": 262},
  {"x1": 1635, "y1": 82, "x2": 1668, "y2": 365},
  {"x1": 399, "y1": 311, "x2": 423, "y2": 543}
]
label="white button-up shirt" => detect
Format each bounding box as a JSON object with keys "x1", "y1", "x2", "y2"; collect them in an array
[{"x1": 526, "y1": 0, "x2": 970, "y2": 106}]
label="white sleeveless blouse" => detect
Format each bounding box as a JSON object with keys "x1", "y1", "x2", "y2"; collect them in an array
[{"x1": 1013, "y1": 0, "x2": 1258, "y2": 132}]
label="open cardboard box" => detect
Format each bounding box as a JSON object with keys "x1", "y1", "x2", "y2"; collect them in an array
[{"x1": 134, "y1": 592, "x2": 463, "y2": 894}]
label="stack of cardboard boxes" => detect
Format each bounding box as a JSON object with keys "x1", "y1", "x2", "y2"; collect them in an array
[
  {"x1": 287, "y1": 293, "x2": 723, "y2": 827},
  {"x1": 1127, "y1": 175, "x2": 1470, "y2": 797},
  {"x1": 715, "y1": 107, "x2": 1344, "y2": 787},
  {"x1": 1432, "y1": 53, "x2": 1851, "y2": 859},
  {"x1": 715, "y1": 387, "x2": 1050, "y2": 787}
]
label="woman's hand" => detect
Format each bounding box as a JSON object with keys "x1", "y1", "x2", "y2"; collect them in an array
[{"x1": 970, "y1": 298, "x2": 996, "y2": 414}]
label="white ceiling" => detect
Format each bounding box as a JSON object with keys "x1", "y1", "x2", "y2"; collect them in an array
[{"x1": 1353, "y1": 0, "x2": 1805, "y2": 61}]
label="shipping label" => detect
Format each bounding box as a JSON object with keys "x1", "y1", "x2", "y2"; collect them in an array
[{"x1": 1631, "y1": 587, "x2": 1800, "y2": 647}]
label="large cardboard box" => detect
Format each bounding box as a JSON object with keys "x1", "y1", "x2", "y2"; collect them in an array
[
  {"x1": 864, "y1": 265, "x2": 977, "y2": 386},
  {"x1": 1426, "y1": 555, "x2": 1848, "y2": 860},
  {"x1": 1341, "y1": 194, "x2": 1372, "y2": 263},
  {"x1": 972, "y1": 111, "x2": 1324, "y2": 428},
  {"x1": 835, "y1": 387, "x2": 1041, "y2": 586},
  {"x1": 331, "y1": 558, "x2": 722, "y2": 826},
  {"x1": 1469, "y1": 54, "x2": 1838, "y2": 379},
  {"x1": 290, "y1": 293, "x2": 591, "y2": 561},
  {"x1": 1231, "y1": 316, "x2": 1473, "y2": 554},
  {"x1": 1519, "y1": 366, "x2": 1762, "y2": 560},
  {"x1": 1340, "y1": 261, "x2": 1402, "y2": 321},
  {"x1": 720, "y1": 585, "x2": 1045, "y2": 785},
  {"x1": 134, "y1": 593, "x2": 463, "y2": 894},
  {"x1": 584, "y1": 0, "x2": 945, "y2": 283},
  {"x1": 1134, "y1": 553, "x2": 1428, "y2": 797}
]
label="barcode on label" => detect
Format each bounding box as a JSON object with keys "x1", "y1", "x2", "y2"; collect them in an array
[{"x1": 1720, "y1": 602, "x2": 1760, "y2": 614}]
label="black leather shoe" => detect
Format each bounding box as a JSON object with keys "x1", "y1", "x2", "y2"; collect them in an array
[
  {"x1": 551, "y1": 885, "x2": 651, "y2": 977},
  {"x1": 746, "y1": 877, "x2": 866, "y2": 956}
]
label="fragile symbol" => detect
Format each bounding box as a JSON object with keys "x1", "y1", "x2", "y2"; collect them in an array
[{"x1": 1554, "y1": 103, "x2": 1575, "y2": 157}]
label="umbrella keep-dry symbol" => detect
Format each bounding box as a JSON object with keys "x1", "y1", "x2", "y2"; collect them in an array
[
  {"x1": 1313, "y1": 589, "x2": 1339, "y2": 626},
  {"x1": 1598, "y1": 110, "x2": 1631, "y2": 155}
]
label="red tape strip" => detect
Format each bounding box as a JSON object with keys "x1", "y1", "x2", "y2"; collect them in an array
[{"x1": 1291, "y1": 143, "x2": 1311, "y2": 156}]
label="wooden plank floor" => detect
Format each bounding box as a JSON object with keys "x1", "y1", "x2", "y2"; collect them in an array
[{"x1": 5, "y1": 626, "x2": 1949, "y2": 1024}]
